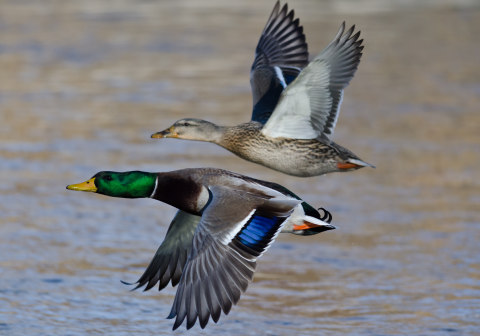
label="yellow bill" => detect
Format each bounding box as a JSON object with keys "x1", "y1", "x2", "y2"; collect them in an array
[{"x1": 66, "y1": 177, "x2": 97, "y2": 192}]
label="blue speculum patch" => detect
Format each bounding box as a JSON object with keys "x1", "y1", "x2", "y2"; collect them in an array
[
  {"x1": 237, "y1": 215, "x2": 279, "y2": 249},
  {"x1": 284, "y1": 74, "x2": 296, "y2": 85}
]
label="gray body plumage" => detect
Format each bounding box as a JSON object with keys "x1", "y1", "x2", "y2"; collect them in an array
[{"x1": 123, "y1": 168, "x2": 335, "y2": 330}]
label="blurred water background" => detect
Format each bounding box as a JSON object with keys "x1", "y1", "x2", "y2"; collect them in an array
[{"x1": 0, "y1": 0, "x2": 479, "y2": 335}]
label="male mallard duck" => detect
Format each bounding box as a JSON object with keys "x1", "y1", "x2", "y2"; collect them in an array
[
  {"x1": 151, "y1": 2, "x2": 374, "y2": 177},
  {"x1": 67, "y1": 168, "x2": 335, "y2": 330}
]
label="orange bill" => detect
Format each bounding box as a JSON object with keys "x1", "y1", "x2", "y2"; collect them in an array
[{"x1": 151, "y1": 126, "x2": 178, "y2": 139}]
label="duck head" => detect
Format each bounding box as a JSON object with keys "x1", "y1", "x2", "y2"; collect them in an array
[
  {"x1": 151, "y1": 118, "x2": 223, "y2": 143},
  {"x1": 67, "y1": 171, "x2": 157, "y2": 198}
]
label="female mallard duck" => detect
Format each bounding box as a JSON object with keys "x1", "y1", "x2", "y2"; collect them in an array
[
  {"x1": 151, "y1": 2, "x2": 374, "y2": 177},
  {"x1": 67, "y1": 168, "x2": 335, "y2": 330}
]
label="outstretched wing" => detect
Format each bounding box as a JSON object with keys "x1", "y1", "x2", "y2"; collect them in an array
[
  {"x1": 167, "y1": 185, "x2": 300, "y2": 330},
  {"x1": 250, "y1": 1, "x2": 309, "y2": 124},
  {"x1": 261, "y1": 23, "x2": 363, "y2": 143},
  {"x1": 123, "y1": 210, "x2": 200, "y2": 292}
]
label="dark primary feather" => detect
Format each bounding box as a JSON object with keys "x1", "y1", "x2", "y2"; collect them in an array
[
  {"x1": 251, "y1": 1, "x2": 309, "y2": 124},
  {"x1": 248, "y1": 178, "x2": 322, "y2": 219},
  {"x1": 167, "y1": 185, "x2": 297, "y2": 330},
  {"x1": 122, "y1": 210, "x2": 200, "y2": 292}
]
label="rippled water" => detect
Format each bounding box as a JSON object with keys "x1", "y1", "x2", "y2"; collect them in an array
[{"x1": 1, "y1": 1, "x2": 479, "y2": 335}]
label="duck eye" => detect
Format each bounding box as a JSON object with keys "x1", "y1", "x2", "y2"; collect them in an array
[
  {"x1": 183, "y1": 122, "x2": 190, "y2": 127},
  {"x1": 105, "y1": 176, "x2": 113, "y2": 181}
]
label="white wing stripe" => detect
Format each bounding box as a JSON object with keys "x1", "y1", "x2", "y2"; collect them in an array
[
  {"x1": 219, "y1": 209, "x2": 256, "y2": 245},
  {"x1": 329, "y1": 90, "x2": 343, "y2": 135},
  {"x1": 274, "y1": 66, "x2": 287, "y2": 88}
]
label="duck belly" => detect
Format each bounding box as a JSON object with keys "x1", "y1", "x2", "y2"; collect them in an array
[{"x1": 232, "y1": 139, "x2": 346, "y2": 177}]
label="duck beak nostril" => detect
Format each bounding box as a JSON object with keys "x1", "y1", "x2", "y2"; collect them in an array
[{"x1": 67, "y1": 178, "x2": 97, "y2": 192}]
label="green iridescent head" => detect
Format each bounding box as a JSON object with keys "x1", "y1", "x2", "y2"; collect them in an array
[{"x1": 67, "y1": 171, "x2": 157, "y2": 198}]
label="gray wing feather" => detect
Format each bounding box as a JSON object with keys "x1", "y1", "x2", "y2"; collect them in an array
[
  {"x1": 261, "y1": 23, "x2": 363, "y2": 142},
  {"x1": 125, "y1": 210, "x2": 200, "y2": 291},
  {"x1": 314, "y1": 23, "x2": 363, "y2": 142},
  {"x1": 167, "y1": 185, "x2": 298, "y2": 330}
]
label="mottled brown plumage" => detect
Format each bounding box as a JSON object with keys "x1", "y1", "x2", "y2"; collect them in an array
[
  {"x1": 218, "y1": 122, "x2": 366, "y2": 177},
  {"x1": 154, "y1": 120, "x2": 371, "y2": 177},
  {"x1": 151, "y1": 3, "x2": 374, "y2": 177}
]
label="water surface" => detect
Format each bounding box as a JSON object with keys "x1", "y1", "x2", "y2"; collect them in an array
[{"x1": 0, "y1": 0, "x2": 479, "y2": 335}]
